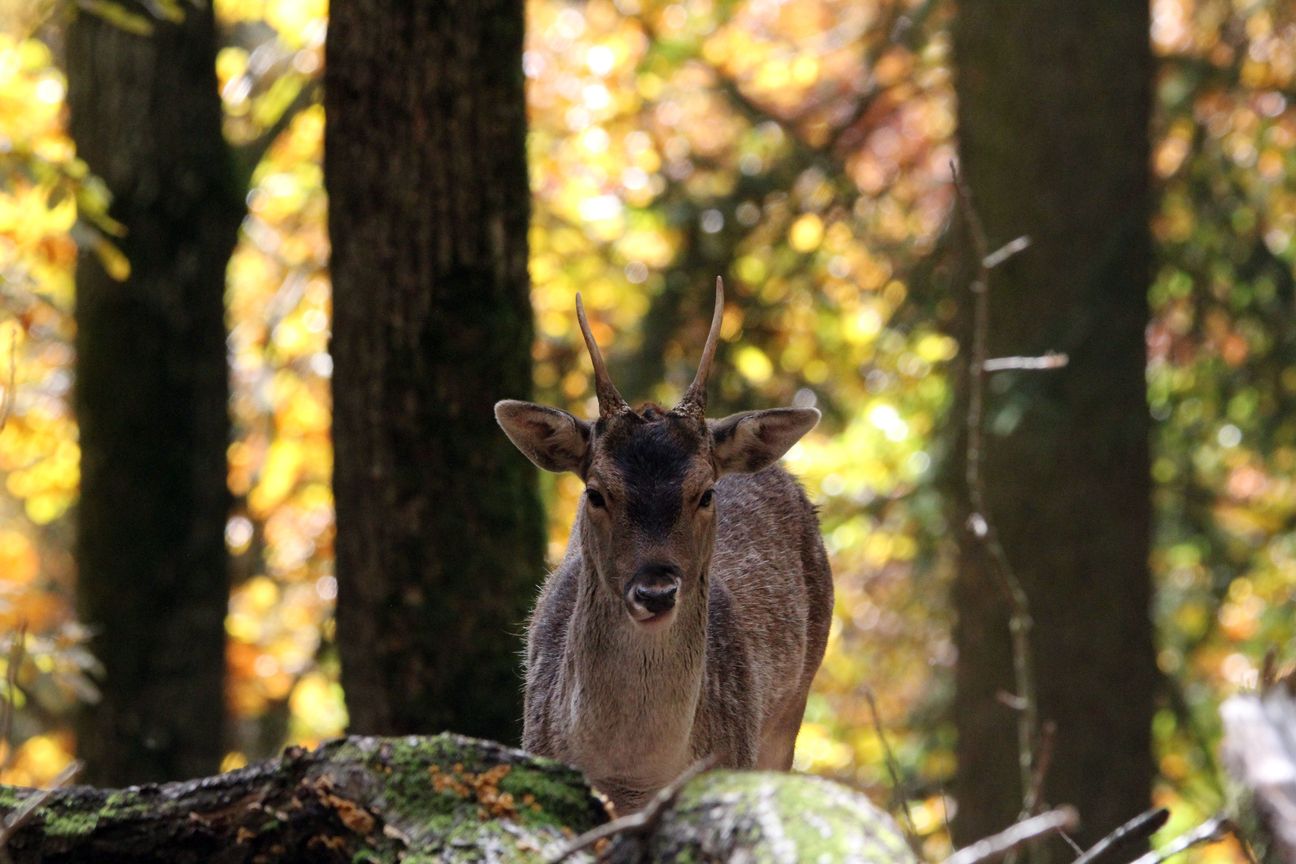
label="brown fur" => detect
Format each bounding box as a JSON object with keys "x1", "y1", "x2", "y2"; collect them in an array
[{"x1": 497, "y1": 401, "x2": 833, "y2": 812}]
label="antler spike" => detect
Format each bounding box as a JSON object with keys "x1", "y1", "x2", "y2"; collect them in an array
[
  {"x1": 675, "y1": 277, "x2": 725, "y2": 420},
  {"x1": 576, "y1": 293, "x2": 630, "y2": 420}
]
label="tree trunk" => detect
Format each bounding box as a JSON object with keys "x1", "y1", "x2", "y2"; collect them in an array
[
  {"x1": 951, "y1": 0, "x2": 1156, "y2": 850},
  {"x1": 324, "y1": 0, "x2": 544, "y2": 743},
  {"x1": 66, "y1": 1, "x2": 240, "y2": 785}
]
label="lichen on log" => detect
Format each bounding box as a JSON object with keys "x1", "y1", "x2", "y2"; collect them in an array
[
  {"x1": 0, "y1": 734, "x2": 913, "y2": 863},
  {"x1": 0, "y1": 734, "x2": 607, "y2": 863},
  {"x1": 604, "y1": 770, "x2": 916, "y2": 864}
]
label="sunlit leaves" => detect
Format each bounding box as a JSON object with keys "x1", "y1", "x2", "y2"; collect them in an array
[
  {"x1": 1149, "y1": 2, "x2": 1296, "y2": 848},
  {"x1": 526, "y1": 0, "x2": 958, "y2": 824}
]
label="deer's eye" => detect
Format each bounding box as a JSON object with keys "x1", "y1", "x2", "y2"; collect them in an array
[
  {"x1": 698, "y1": 489, "x2": 715, "y2": 509},
  {"x1": 586, "y1": 489, "x2": 606, "y2": 509}
]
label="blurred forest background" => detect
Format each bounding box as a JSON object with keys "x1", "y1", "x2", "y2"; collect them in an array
[{"x1": 0, "y1": 0, "x2": 1293, "y2": 860}]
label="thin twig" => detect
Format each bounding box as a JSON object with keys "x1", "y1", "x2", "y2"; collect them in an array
[
  {"x1": 1126, "y1": 816, "x2": 1229, "y2": 864},
  {"x1": 549, "y1": 756, "x2": 717, "y2": 863},
  {"x1": 0, "y1": 625, "x2": 27, "y2": 774},
  {"x1": 982, "y1": 354, "x2": 1069, "y2": 373},
  {"x1": 982, "y1": 236, "x2": 1032, "y2": 269},
  {"x1": 940, "y1": 781, "x2": 955, "y2": 849},
  {"x1": 941, "y1": 807, "x2": 1078, "y2": 864},
  {"x1": 865, "y1": 688, "x2": 921, "y2": 853},
  {"x1": 0, "y1": 758, "x2": 82, "y2": 863},
  {"x1": 1071, "y1": 807, "x2": 1170, "y2": 864},
  {"x1": 1023, "y1": 720, "x2": 1055, "y2": 815},
  {"x1": 951, "y1": 162, "x2": 1041, "y2": 843}
]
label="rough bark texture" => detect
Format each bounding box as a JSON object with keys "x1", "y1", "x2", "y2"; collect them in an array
[
  {"x1": 609, "y1": 771, "x2": 916, "y2": 864},
  {"x1": 66, "y1": 2, "x2": 239, "y2": 785},
  {"x1": 324, "y1": 0, "x2": 544, "y2": 743},
  {"x1": 0, "y1": 735, "x2": 912, "y2": 863},
  {"x1": 0, "y1": 735, "x2": 608, "y2": 863},
  {"x1": 951, "y1": 0, "x2": 1156, "y2": 850}
]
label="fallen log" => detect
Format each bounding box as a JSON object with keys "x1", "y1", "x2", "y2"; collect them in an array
[{"x1": 0, "y1": 733, "x2": 913, "y2": 863}]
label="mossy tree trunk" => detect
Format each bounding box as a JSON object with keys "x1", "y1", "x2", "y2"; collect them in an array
[
  {"x1": 951, "y1": 0, "x2": 1156, "y2": 851},
  {"x1": 66, "y1": 1, "x2": 241, "y2": 785},
  {"x1": 324, "y1": 0, "x2": 544, "y2": 743}
]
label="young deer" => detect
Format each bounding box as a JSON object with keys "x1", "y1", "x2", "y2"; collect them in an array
[{"x1": 495, "y1": 279, "x2": 833, "y2": 813}]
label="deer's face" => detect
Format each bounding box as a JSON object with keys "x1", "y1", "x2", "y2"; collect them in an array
[
  {"x1": 495, "y1": 280, "x2": 819, "y2": 630},
  {"x1": 579, "y1": 407, "x2": 717, "y2": 629}
]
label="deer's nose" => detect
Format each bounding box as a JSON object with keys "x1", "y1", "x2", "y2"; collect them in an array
[
  {"x1": 633, "y1": 582, "x2": 678, "y2": 614},
  {"x1": 627, "y1": 563, "x2": 681, "y2": 616}
]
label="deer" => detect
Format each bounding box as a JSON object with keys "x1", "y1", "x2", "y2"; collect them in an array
[{"x1": 494, "y1": 278, "x2": 833, "y2": 813}]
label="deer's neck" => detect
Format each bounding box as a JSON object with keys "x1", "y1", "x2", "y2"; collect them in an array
[{"x1": 562, "y1": 559, "x2": 708, "y2": 801}]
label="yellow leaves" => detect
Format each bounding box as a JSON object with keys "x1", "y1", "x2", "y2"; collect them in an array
[
  {"x1": 733, "y1": 345, "x2": 773, "y2": 385},
  {"x1": 249, "y1": 439, "x2": 304, "y2": 514},
  {"x1": 0, "y1": 531, "x2": 36, "y2": 585},
  {"x1": 289, "y1": 671, "x2": 347, "y2": 742},
  {"x1": 91, "y1": 235, "x2": 131, "y2": 281},
  {"x1": 788, "y1": 213, "x2": 824, "y2": 253},
  {"x1": 266, "y1": 0, "x2": 328, "y2": 50},
  {"x1": 215, "y1": 46, "x2": 248, "y2": 105},
  {"x1": 0, "y1": 733, "x2": 73, "y2": 787},
  {"x1": 1154, "y1": 119, "x2": 1193, "y2": 179},
  {"x1": 914, "y1": 333, "x2": 957, "y2": 364},
  {"x1": 792, "y1": 722, "x2": 853, "y2": 772}
]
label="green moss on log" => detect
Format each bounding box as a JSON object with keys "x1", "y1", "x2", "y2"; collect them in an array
[
  {"x1": 614, "y1": 770, "x2": 917, "y2": 864},
  {"x1": 0, "y1": 735, "x2": 913, "y2": 863}
]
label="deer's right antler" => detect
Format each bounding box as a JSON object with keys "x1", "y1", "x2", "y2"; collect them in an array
[{"x1": 576, "y1": 293, "x2": 631, "y2": 420}]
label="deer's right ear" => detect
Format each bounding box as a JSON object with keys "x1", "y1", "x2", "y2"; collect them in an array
[{"x1": 494, "y1": 400, "x2": 591, "y2": 474}]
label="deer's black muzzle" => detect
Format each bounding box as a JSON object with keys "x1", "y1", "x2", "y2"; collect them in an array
[{"x1": 627, "y1": 563, "x2": 682, "y2": 616}]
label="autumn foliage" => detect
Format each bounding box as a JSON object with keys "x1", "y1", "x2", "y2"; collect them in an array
[{"x1": 0, "y1": 0, "x2": 1292, "y2": 860}]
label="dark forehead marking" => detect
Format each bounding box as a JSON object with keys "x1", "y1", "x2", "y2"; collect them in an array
[{"x1": 597, "y1": 409, "x2": 706, "y2": 537}]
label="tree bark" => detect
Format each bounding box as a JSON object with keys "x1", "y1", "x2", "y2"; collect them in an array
[
  {"x1": 0, "y1": 734, "x2": 914, "y2": 864},
  {"x1": 324, "y1": 0, "x2": 544, "y2": 743},
  {"x1": 0, "y1": 734, "x2": 608, "y2": 863},
  {"x1": 66, "y1": 1, "x2": 240, "y2": 785},
  {"x1": 951, "y1": 0, "x2": 1156, "y2": 851}
]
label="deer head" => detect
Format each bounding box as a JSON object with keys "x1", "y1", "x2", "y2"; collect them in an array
[{"x1": 496, "y1": 279, "x2": 819, "y2": 631}]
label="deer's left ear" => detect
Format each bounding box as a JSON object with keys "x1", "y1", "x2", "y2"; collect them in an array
[{"x1": 709, "y1": 408, "x2": 820, "y2": 475}]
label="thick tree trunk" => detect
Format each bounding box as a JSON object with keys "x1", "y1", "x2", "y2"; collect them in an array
[
  {"x1": 66, "y1": 2, "x2": 240, "y2": 785},
  {"x1": 324, "y1": 0, "x2": 544, "y2": 743},
  {"x1": 951, "y1": 0, "x2": 1156, "y2": 850}
]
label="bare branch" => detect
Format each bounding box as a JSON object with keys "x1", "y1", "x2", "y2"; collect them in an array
[
  {"x1": 1071, "y1": 808, "x2": 1169, "y2": 864},
  {"x1": 548, "y1": 756, "x2": 717, "y2": 863},
  {"x1": 1023, "y1": 720, "x2": 1056, "y2": 816},
  {"x1": 983, "y1": 236, "x2": 1032, "y2": 269},
  {"x1": 1126, "y1": 816, "x2": 1229, "y2": 864},
  {"x1": 951, "y1": 161, "x2": 1040, "y2": 843},
  {"x1": 941, "y1": 807, "x2": 1079, "y2": 864},
  {"x1": 865, "y1": 688, "x2": 921, "y2": 854},
  {"x1": 982, "y1": 353, "x2": 1069, "y2": 373}
]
